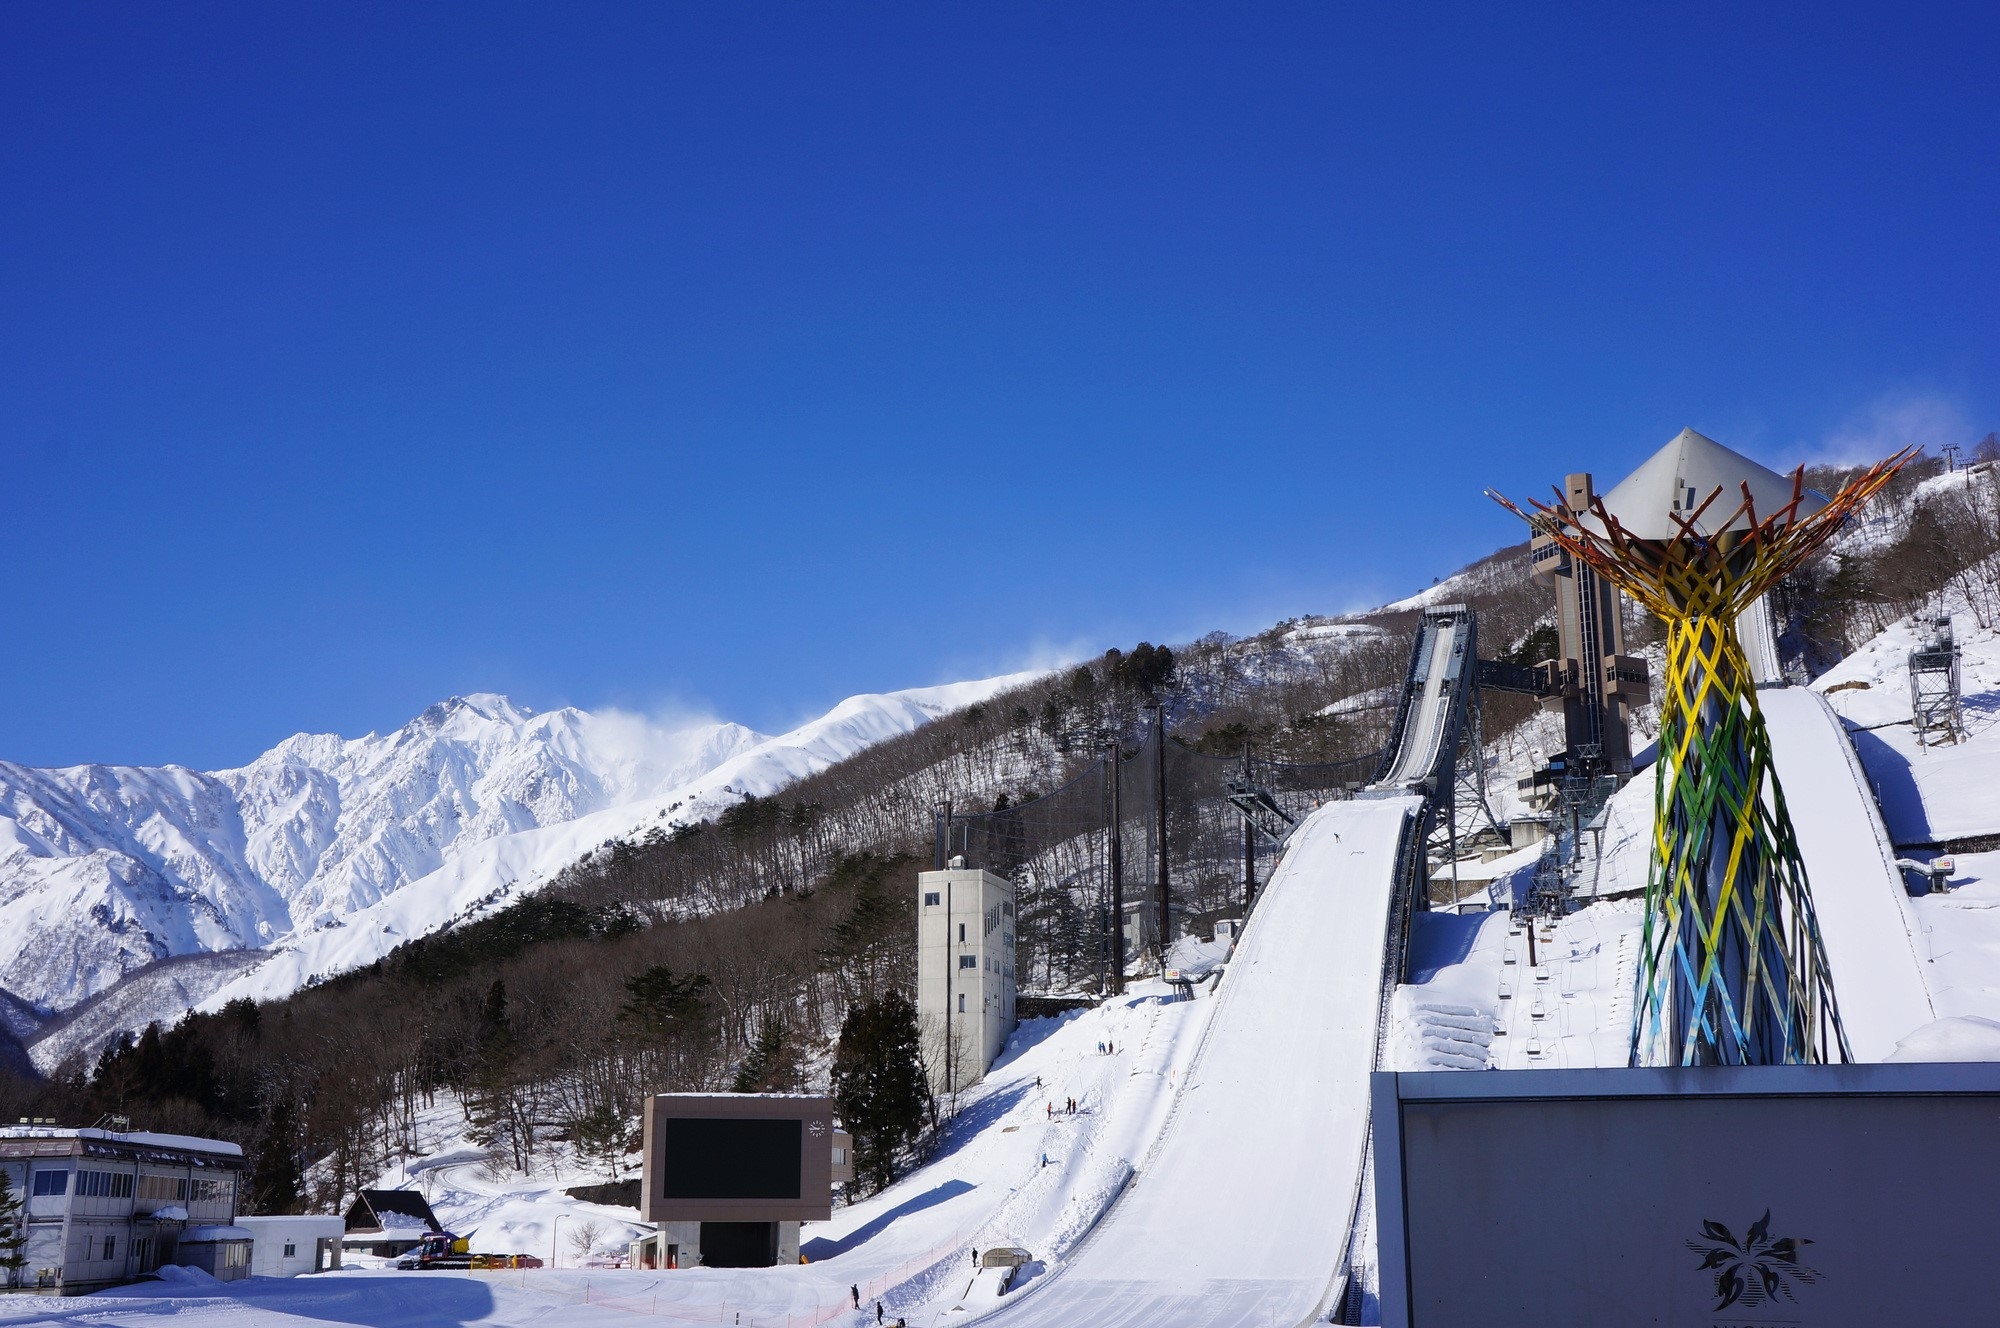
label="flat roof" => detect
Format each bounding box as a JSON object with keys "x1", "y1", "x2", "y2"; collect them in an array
[{"x1": 0, "y1": 1126, "x2": 242, "y2": 1162}]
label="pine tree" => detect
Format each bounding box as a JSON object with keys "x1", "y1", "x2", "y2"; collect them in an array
[
  {"x1": 248, "y1": 1096, "x2": 304, "y2": 1214},
  {"x1": 0, "y1": 1166, "x2": 25, "y2": 1288},
  {"x1": 830, "y1": 991, "x2": 933, "y2": 1195},
  {"x1": 730, "y1": 1012, "x2": 797, "y2": 1093}
]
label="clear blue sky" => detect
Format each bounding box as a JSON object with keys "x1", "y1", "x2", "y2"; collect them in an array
[{"x1": 3, "y1": 4, "x2": 1995, "y2": 768}]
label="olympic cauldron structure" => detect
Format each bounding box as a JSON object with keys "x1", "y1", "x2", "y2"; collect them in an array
[{"x1": 1491, "y1": 428, "x2": 1913, "y2": 1067}]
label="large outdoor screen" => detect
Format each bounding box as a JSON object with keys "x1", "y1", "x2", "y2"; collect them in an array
[{"x1": 659, "y1": 1116, "x2": 802, "y2": 1200}]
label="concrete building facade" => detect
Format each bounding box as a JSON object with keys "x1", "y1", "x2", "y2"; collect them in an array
[
  {"x1": 916, "y1": 866, "x2": 1017, "y2": 1096},
  {"x1": 0, "y1": 1125, "x2": 244, "y2": 1295},
  {"x1": 1527, "y1": 471, "x2": 1648, "y2": 786}
]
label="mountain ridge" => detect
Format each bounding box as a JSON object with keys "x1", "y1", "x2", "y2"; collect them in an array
[{"x1": 0, "y1": 677, "x2": 1035, "y2": 1021}]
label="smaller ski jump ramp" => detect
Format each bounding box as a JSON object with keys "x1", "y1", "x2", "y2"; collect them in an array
[
  {"x1": 992, "y1": 795, "x2": 1419, "y2": 1328},
  {"x1": 1372, "y1": 611, "x2": 1469, "y2": 792},
  {"x1": 1761, "y1": 686, "x2": 1935, "y2": 1060}
]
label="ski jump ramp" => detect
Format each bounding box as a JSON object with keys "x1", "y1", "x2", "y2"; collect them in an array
[
  {"x1": 1761, "y1": 685, "x2": 1935, "y2": 1060},
  {"x1": 990, "y1": 795, "x2": 1420, "y2": 1328}
]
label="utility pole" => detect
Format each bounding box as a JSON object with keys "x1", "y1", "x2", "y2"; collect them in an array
[
  {"x1": 1152, "y1": 703, "x2": 1170, "y2": 960},
  {"x1": 1108, "y1": 738, "x2": 1125, "y2": 995},
  {"x1": 1242, "y1": 743, "x2": 1256, "y2": 914}
]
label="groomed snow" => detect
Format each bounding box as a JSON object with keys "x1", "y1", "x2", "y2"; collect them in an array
[{"x1": 986, "y1": 797, "x2": 1417, "y2": 1328}]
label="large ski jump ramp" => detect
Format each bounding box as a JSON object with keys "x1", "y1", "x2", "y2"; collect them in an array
[
  {"x1": 1761, "y1": 686, "x2": 1935, "y2": 1060},
  {"x1": 991, "y1": 795, "x2": 1419, "y2": 1328}
]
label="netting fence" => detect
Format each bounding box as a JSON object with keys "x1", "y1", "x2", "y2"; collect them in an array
[{"x1": 938, "y1": 726, "x2": 1382, "y2": 994}]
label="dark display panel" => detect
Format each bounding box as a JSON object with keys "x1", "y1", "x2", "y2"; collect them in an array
[{"x1": 660, "y1": 1117, "x2": 802, "y2": 1199}]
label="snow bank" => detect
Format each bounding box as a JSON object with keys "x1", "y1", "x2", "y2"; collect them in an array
[{"x1": 1887, "y1": 1015, "x2": 2000, "y2": 1062}]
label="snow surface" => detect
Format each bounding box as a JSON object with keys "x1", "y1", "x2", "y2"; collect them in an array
[
  {"x1": 986, "y1": 797, "x2": 1416, "y2": 1328},
  {"x1": 303, "y1": 974, "x2": 1218, "y2": 1326},
  {"x1": 1818, "y1": 614, "x2": 2000, "y2": 844},
  {"x1": 0, "y1": 673, "x2": 1036, "y2": 1031}
]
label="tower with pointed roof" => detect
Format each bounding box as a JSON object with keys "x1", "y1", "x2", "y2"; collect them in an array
[{"x1": 1492, "y1": 428, "x2": 1912, "y2": 1066}]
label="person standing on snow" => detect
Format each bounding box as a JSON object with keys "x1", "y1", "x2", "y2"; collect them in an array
[{"x1": 850, "y1": 1284, "x2": 859, "y2": 1309}]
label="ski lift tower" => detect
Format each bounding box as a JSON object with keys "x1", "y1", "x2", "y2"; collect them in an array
[{"x1": 1910, "y1": 617, "x2": 1963, "y2": 746}]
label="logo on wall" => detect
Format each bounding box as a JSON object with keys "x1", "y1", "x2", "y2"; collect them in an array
[{"x1": 1685, "y1": 1210, "x2": 1821, "y2": 1313}]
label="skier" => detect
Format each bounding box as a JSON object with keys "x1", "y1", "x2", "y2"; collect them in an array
[{"x1": 850, "y1": 1284, "x2": 859, "y2": 1309}]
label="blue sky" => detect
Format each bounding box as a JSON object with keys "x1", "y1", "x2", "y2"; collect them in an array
[{"x1": 3, "y1": 4, "x2": 1995, "y2": 768}]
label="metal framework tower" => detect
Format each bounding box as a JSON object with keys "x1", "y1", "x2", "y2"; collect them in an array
[
  {"x1": 1910, "y1": 617, "x2": 1964, "y2": 746},
  {"x1": 1491, "y1": 429, "x2": 1913, "y2": 1067}
]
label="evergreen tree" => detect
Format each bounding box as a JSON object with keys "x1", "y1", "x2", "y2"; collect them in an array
[
  {"x1": 730, "y1": 1012, "x2": 798, "y2": 1093},
  {"x1": 248, "y1": 1095, "x2": 304, "y2": 1214},
  {"x1": 830, "y1": 991, "x2": 932, "y2": 1195},
  {"x1": 0, "y1": 1166, "x2": 23, "y2": 1288},
  {"x1": 566, "y1": 1103, "x2": 629, "y2": 1180}
]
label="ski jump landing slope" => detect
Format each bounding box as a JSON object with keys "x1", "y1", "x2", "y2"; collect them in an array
[
  {"x1": 992, "y1": 795, "x2": 1420, "y2": 1328},
  {"x1": 1762, "y1": 686, "x2": 1935, "y2": 1060}
]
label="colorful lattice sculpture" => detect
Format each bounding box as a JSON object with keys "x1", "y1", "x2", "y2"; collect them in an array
[{"x1": 1490, "y1": 431, "x2": 1913, "y2": 1066}]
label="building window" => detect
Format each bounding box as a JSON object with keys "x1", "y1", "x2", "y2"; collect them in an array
[
  {"x1": 284, "y1": 1242, "x2": 297, "y2": 1258},
  {"x1": 78, "y1": 1170, "x2": 134, "y2": 1199},
  {"x1": 959, "y1": 954, "x2": 976, "y2": 969},
  {"x1": 31, "y1": 1170, "x2": 67, "y2": 1197},
  {"x1": 923, "y1": 892, "x2": 940, "y2": 906},
  {"x1": 139, "y1": 1175, "x2": 189, "y2": 1203},
  {"x1": 958, "y1": 923, "x2": 965, "y2": 942},
  {"x1": 102, "y1": 1235, "x2": 115, "y2": 1261},
  {"x1": 958, "y1": 994, "x2": 965, "y2": 1012}
]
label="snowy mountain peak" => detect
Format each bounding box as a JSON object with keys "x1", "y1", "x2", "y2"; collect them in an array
[{"x1": 1, "y1": 673, "x2": 1039, "y2": 1023}]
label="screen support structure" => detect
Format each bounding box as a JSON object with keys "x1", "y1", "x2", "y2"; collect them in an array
[{"x1": 1489, "y1": 450, "x2": 1911, "y2": 1067}]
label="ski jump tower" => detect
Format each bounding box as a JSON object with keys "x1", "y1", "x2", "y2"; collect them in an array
[{"x1": 1492, "y1": 428, "x2": 1911, "y2": 1067}]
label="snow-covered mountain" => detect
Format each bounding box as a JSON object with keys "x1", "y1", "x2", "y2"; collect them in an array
[{"x1": 0, "y1": 677, "x2": 1035, "y2": 1021}]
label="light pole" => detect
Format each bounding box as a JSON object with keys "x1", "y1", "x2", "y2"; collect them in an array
[
  {"x1": 551, "y1": 1213, "x2": 564, "y2": 1271},
  {"x1": 1061, "y1": 726, "x2": 1125, "y2": 995}
]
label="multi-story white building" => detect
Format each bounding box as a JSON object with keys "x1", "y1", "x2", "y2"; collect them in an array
[
  {"x1": 0, "y1": 1124, "x2": 244, "y2": 1295},
  {"x1": 916, "y1": 865, "x2": 1016, "y2": 1096}
]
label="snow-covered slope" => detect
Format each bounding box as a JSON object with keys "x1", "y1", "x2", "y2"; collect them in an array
[
  {"x1": 1, "y1": 676, "x2": 1036, "y2": 1019},
  {"x1": 190, "y1": 676, "x2": 1039, "y2": 1018}
]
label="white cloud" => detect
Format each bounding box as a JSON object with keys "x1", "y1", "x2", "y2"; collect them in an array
[{"x1": 1794, "y1": 393, "x2": 1972, "y2": 468}]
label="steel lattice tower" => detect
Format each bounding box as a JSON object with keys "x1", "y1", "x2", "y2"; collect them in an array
[{"x1": 1491, "y1": 430, "x2": 1912, "y2": 1067}]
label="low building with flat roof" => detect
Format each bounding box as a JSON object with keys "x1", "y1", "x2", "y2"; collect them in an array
[
  {"x1": 0, "y1": 1124, "x2": 243, "y2": 1295},
  {"x1": 237, "y1": 1214, "x2": 346, "y2": 1276}
]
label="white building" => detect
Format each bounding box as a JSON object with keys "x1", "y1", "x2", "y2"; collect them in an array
[
  {"x1": 0, "y1": 1125, "x2": 243, "y2": 1295},
  {"x1": 916, "y1": 865, "x2": 1016, "y2": 1095},
  {"x1": 238, "y1": 1214, "x2": 346, "y2": 1276}
]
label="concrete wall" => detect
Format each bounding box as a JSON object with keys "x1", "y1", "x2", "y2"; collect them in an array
[
  {"x1": 240, "y1": 1216, "x2": 347, "y2": 1277},
  {"x1": 916, "y1": 868, "x2": 1016, "y2": 1096}
]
